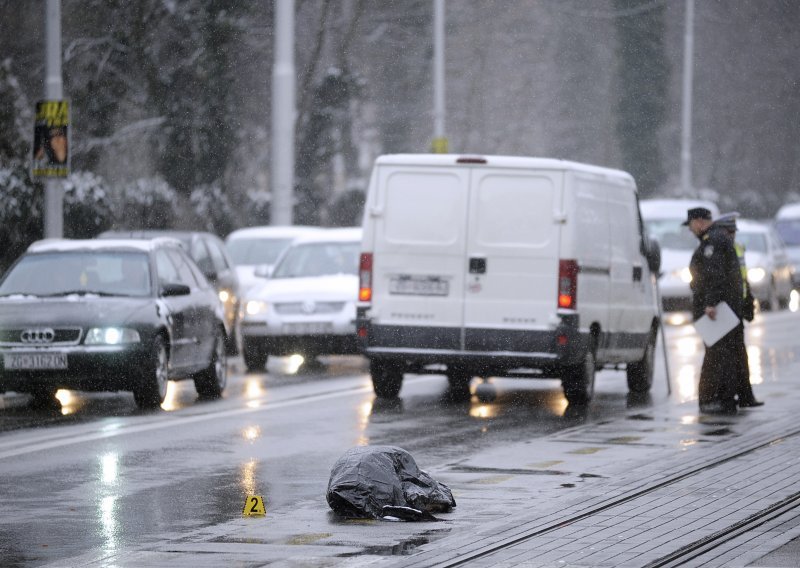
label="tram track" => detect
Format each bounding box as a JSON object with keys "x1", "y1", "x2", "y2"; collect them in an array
[{"x1": 406, "y1": 426, "x2": 800, "y2": 567}]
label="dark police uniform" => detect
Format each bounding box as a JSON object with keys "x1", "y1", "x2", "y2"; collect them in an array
[{"x1": 689, "y1": 223, "x2": 744, "y2": 412}]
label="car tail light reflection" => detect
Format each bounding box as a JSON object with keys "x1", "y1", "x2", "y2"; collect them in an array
[
  {"x1": 558, "y1": 259, "x2": 578, "y2": 309},
  {"x1": 359, "y1": 252, "x2": 373, "y2": 302}
]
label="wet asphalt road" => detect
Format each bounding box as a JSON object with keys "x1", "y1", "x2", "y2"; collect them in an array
[{"x1": 0, "y1": 303, "x2": 798, "y2": 567}]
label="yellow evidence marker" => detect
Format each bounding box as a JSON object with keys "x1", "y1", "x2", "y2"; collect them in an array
[{"x1": 242, "y1": 495, "x2": 266, "y2": 516}]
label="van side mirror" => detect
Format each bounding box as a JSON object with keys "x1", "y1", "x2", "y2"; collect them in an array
[{"x1": 643, "y1": 237, "x2": 661, "y2": 274}]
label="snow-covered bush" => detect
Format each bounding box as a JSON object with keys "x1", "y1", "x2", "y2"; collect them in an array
[
  {"x1": 189, "y1": 182, "x2": 236, "y2": 236},
  {"x1": 116, "y1": 177, "x2": 179, "y2": 229},
  {"x1": 63, "y1": 171, "x2": 115, "y2": 238},
  {"x1": 0, "y1": 162, "x2": 41, "y2": 274}
]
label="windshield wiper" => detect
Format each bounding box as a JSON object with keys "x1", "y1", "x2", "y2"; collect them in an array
[{"x1": 40, "y1": 290, "x2": 118, "y2": 297}]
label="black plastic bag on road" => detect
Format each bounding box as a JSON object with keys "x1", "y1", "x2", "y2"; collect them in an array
[{"x1": 326, "y1": 445, "x2": 456, "y2": 521}]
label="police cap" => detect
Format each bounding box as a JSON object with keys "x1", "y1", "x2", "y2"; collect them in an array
[{"x1": 681, "y1": 207, "x2": 713, "y2": 226}]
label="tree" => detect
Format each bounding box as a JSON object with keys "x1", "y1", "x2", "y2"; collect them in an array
[{"x1": 613, "y1": 0, "x2": 670, "y2": 196}]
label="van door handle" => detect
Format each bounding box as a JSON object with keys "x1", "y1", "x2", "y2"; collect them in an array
[
  {"x1": 469, "y1": 257, "x2": 487, "y2": 274},
  {"x1": 632, "y1": 266, "x2": 642, "y2": 281}
]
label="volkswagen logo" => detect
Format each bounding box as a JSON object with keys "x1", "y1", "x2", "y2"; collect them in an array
[
  {"x1": 302, "y1": 300, "x2": 316, "y2": 314},
  {"x1": 20, "y1": 328, "x2": 56, "y2": 344}
]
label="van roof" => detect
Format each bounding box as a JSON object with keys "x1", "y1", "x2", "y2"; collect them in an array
[{"x1": 375, "y1": 154, "x2": 635, "y2": 184}]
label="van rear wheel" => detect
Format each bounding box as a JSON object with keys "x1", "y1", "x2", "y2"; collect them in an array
[
  {"x1": 627, "y1": 330, "x2": 656, "y2": 393},
  {"x1": 370, "y1": 360, "x2": 403, "y2": 398},
  {"x1": 561, "y1": 350, "x2": 596, "y2": 405},
  {"x1": 446, "y1": 370, "x2": 473, "y2": 401}
]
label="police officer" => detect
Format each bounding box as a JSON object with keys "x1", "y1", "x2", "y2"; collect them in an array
[
  {"x1": 714, "y1": 212, "x2": 763, "y2": 408},
  {"x1": 685, "y1": 207, "x2": 743, "y2": 415}
]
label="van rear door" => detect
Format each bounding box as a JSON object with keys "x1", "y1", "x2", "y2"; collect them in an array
[
  {"x1": 463, "y1": 168, "x2": 562, "y2": 351},
  {"x1": 369, "y1": 165, "x2": 470, "y2": 350}
]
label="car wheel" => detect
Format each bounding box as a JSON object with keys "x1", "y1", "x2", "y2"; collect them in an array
[
  {"x1": 133, "y1": 335, "x2": 169, "y2": 409},
  {"x1": 195, "y1": 328, "x2": 227, "y2": 399},
  {"x1": 627, "y1": 329, "x2": 656, "y2": 393},
  {"x1": 446, "y1": 368, "x2": 473, "y2": 401},
  {"x1": 561, "y1": 349, "x2": 596, "y2": 405},
  {"x1": 243, "y1": 339, "x2": 268, "y2": 372},
  {"x1": 764, "y1": 280, "x2": 779, "y2": 311},
  {"x1": 371, "y1": 360, "x2": 403, "y2": 398},
  {"x1": 225, "y1": 319, "x2": 241, "y2": 356},
  {"x1": 28, "y1": 386, "x2": 60, "y2": 410}
]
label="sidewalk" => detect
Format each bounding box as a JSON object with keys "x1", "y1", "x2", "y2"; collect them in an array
[{"x1": 383, "y1": 360, "x2": 800, "y2": 567}]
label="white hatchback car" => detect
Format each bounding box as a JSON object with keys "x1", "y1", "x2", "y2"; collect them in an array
[
  {"x1": 240, "y1": 228, "x2": 362, "y2": 371},
  {"x1": 225, "y1": 226, "x2": 321, "y2": 295}
]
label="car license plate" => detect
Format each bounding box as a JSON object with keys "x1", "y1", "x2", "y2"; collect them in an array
[
  {"x1": 282, "y1": 322, "x2": 332, "y2": 335},
  {"x1": 389, "y1": 275, "x2": 449, "y2": 296},
  {"x1": 4, "y1": 352, "x2": 68, "y2": 370}
]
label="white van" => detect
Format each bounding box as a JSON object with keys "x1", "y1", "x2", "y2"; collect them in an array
[
  {"x1": 640, "y1": 198, "x2": 719, "y2": 313},
  {"x1": 357, "y1": 154, "x2": 661, "y2": 404}
]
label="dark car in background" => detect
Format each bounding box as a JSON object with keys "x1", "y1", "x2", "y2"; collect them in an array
[
  {"x1": 99, "y1": 230, "x2": 242, "y2": 354},
  {"x1": 0, "y1": 238, "x2": 227, "y2": 410}
]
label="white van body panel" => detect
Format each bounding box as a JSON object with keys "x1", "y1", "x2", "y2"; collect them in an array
[{"x1": 359, "y1": 154, "x2": 659, "y2": 382}]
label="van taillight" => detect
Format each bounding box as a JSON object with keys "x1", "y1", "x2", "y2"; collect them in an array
[
  {"x1": 558, "y1": 259, "x2": 578, "y2": 309},
  {"x1": 359, "y1": 252, "x2": 373, "y2": 302}
]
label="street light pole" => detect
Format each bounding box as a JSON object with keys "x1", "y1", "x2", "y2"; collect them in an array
[
  {"x1": 271, "y1": 0, "x2": 295, "y2": 225},
  {"x1": 680, "y1": 0, "x2": 694, "y2": 197},
  {"x1": 432, "y1": 0, "x2": 447, "y2": 153},
  {"x1": 44, "y1": 0, "x2": 63, "y2": 238}
]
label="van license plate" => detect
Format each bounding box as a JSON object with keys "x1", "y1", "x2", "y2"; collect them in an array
[
  {"x1": 4, "y1": 352, "x2": 68, "y2": 370},
  {"x1": 389, "y1": 275, "x2": 449, "y2": 296}
]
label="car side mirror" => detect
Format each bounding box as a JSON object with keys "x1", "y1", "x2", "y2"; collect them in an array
[
  {"x1": 161, "y1": 283, "x2": 191, "y2": 297},
  {"x1": 254, "y1": 264, "x2": 273, "y2": 278},
  {"x1": 203, "y1": 270, "x2": 218, "y2": 283},
  {"x1": 644, "y1": 237, "x2": 661, "y2": 274}
]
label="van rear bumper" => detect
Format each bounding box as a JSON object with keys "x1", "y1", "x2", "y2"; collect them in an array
[{"x1": 359, "y1": 320, "x2": 590, "y2": 375}]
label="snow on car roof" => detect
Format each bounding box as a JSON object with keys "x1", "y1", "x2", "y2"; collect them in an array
[
  {"x1": 27, "y1": 238, "x2": 179, "y2": 253},
  {"x1": 290, "y1": 227, "x2": 363, "y2": 244},
  {"x1": 735, "y1": 219, "x2": 770, "y2": 234},
  {"x1": 640, "y1": 198, "x2": 720, "y2": 220},
  {"x1": 776, "y1": 203, "x2": 800, "y2": 219},
  {"x1": 225, "y1": 225, "x2": 322, "y2": 241}
]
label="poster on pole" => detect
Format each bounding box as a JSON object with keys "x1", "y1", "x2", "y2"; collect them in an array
[{"x1": 32, "y1": 100, "x2": 70, "y2": 178}]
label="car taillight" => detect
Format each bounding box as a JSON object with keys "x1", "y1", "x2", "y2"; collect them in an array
[
  {"x1": 359, "y1": 252, "x2": 373, "y2": 302},
  {"x1": 558, "y1": 259, "x2": 578, "y2": 309}
]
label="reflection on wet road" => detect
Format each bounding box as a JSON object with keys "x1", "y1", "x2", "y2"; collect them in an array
[{"x1": 0, "y1": 307, "x2": 798, "y2": 566}]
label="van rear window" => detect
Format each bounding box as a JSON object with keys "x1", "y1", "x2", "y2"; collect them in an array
[{"x1": 384, "y1": 171, "x2": 464, "y2": 245}]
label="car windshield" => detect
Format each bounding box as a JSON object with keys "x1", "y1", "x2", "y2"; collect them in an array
[
  {"x1": 736, "y1": 232, "x2": 767, "y2": 253},
  {"x1": 0, "y1": 251, "x2": 152, "y2": 297},
  {"x1": 775, "y1": 219, "x2": 800, "y2": 246},
  {"x1": 272, "y1": 242, "x2": 360, "y2": 279},
  {"x1": 226, "y1": 237, "x2": 293, "y2": 266},
  {"x1": 644, "y1": 220, "x2": 697, "y2": 251}
]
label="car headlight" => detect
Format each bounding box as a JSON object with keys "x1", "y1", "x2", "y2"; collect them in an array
[
  {"x1": 747, "y1": 267, "x2": 766, "y2": 283},
  {"x1": 218, "y1": 289, "x2": 232, "y2": 304},
  {"x1": 85, "y1": 327, "x2": 141, "y2": 345},
  {"x1": 245, "y1": 300, "x2": 268, "y2": 316},
  {"x1": 672, "y1": 267, "x2": 693, "y2": 283}
]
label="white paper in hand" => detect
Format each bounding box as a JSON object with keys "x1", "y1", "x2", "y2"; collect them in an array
[{"x1": 693, "y1": 301, "x2": 740, "y2": 347}]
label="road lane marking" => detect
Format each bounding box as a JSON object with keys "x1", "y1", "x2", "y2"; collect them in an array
[{"x1": 0, "y1": 377, "x2": 425, "y2": 460}]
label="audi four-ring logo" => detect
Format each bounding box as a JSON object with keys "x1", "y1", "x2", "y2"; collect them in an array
[{"x1": 20, "y1": 328, "x2": 56, "y2": 343}]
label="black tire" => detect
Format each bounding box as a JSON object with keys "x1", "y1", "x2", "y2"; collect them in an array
[
  {"x1": 133, "y1": 335, "x2": 169, "y2": 409},
  {"x1": 764, "y1": 280, "x2": 779, "y2": 311},
  {"x1": 194, "y1": 329, "x2": 228, "y2": 399},
  {"x1": 28, "y1": 386, "x2": 60, "y2": 410},
  {"x1": 243, "y1": 339, "x2": 268, "y2": 372},
  {"x1": 627, "y1": 330, "x2": 656, "y2": 393},
  {"x1": 446, "y1": 370, "x2": 473, "y2": 401},
  {"x1": 225, "y1": 318, "x2": 241, "y2": 356},
  {"x1": 371, "y1": 360, "x2": 403, "y2": 398},
  {"x1": 561, "y1": 350, "x2": 596, "y2": 405}
]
